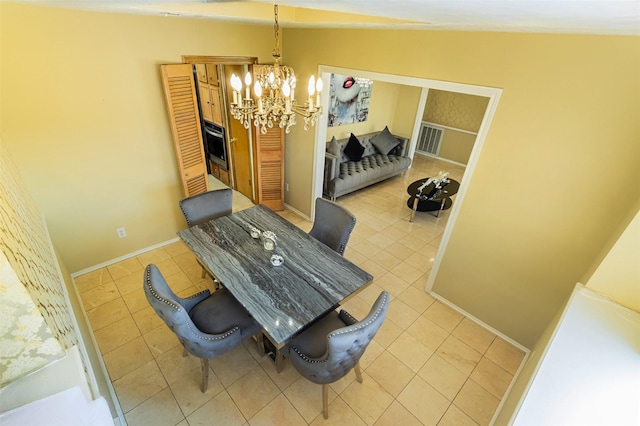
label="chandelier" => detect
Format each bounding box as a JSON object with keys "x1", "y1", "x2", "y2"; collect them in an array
[{"x1": 229, "y1": 4, "x2": 322, "y2": 134}]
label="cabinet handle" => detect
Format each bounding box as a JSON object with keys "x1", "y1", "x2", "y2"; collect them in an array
[{"x1": 230, "y1": 138, "x2": 238, "y2": 144}]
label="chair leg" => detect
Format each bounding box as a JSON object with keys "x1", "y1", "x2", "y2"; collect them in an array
[
  {"x1": 322, "y1": 384, "x2": 329, "y2": 419},
  {"x1": 201, "y1": 358, "x2": 209, "y2": 393},
  {"x1": 354, "y1": 362, "x2": 363, "y2": 383}
]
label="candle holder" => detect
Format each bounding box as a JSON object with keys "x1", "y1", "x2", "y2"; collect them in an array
[
  {"x1": 261, "y1": 231, "x2": 277, "y2": 251},
  {"x1": 270, "y1": 254, "x2": 284, "y2": 266},
  {"x1": 249, "y1": 227, "x2": 261, "y2": 239}
]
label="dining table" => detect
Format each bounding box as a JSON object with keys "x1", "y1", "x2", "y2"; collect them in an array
[{"x1": 177, "y1": 204, "x2": 373, "y2": 369}]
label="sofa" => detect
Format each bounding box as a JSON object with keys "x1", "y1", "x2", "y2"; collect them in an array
[{"x1": 323, "y1": 127, "x2": 411, "y2": 200}]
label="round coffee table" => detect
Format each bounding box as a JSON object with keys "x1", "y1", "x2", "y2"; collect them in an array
[{"x1": 406, "y1": 177, "x2": 460, "y2": 222}]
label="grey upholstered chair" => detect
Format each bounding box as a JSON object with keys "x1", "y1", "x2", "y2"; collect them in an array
[
  {"x1": 143, "y1": 264, "x2": 261, "y2": 392},
  {"x1": 179, "y1": 188, "x2": 233, "y2": 227},
  {"x1": 179, "y1": 188, "x2": 233, "y2": 284},
  {"x1": 287, "y1": 291, "x2": 390, "y2": 419},
  {"x1": 309, "y1": 197, "x2": 356, "y2": 255}
]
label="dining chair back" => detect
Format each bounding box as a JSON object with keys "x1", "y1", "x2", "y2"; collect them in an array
[
  {"x1": 287, "y1": 291, "x2": 390, "y2": 418},
  {"x1": 179, "y1": 188, "x2": 233, "y2": 284},
  {"x1": 143, "y1": 264, "x2": 261, "y2": 392},
  {"x1": 309, "y1": 197, "x2": 356, "y2": 255},
  {"x1": 179, "y1": 188, "x2": 233, "y2": 227}
]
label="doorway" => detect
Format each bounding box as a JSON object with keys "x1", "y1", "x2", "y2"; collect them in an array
[
  {"x1": 311, "y1": 66, "x2": 502, "y2": 292},
  {"x1": 222, "y1": 64, "x2": 254, "y2": 201},
  {"x1": 181, "y1": 56, "x2": 257, "y2": 202}
]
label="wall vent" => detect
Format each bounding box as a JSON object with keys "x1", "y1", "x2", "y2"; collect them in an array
[{"x1": 417, "y1": 122, "x2": 444, "y2": 155}]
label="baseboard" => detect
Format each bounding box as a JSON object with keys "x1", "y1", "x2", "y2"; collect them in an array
[
  {"x1": 72, "y1": 202, "x2": 307, "y2": 277},
  {"x1": 429, "y1": 291, "x2": 530, "y2": 354},
  {"x1": 70, "y1": 237, "x2": 180, "y2": 277},
  {"x1": 415, "y1": 152, "x2": 467, "y2": 168},
  {"x1": 284, "y1": 203, "x2": 311, "y2": 221},
  {"x1": 429, "y1": 290, "x2": 532, "y2": 426}
]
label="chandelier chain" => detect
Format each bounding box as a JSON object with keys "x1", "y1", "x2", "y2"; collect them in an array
[{"x1": 273, "y1": 4, "x2": 280, "y2": 59}]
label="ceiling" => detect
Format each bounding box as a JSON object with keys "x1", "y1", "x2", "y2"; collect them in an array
[{"x1": 7, "y1": 0, "x2": 640, "y2": 35}]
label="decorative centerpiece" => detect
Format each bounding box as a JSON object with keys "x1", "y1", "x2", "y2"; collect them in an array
[{"x1": 417, "y1": 170, "x2": 450, "y2": 199}]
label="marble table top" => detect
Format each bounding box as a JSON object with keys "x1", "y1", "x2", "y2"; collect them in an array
[{"x1": 178, "y1": 204, "x2": 373, "y2": 347}]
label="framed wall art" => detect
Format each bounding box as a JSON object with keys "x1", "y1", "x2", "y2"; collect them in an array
[{"x1": 327, "y1": 74, "x2": 373, "y2": 127}]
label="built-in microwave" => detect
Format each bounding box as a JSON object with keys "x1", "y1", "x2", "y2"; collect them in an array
[{"x1": 203, "y1": 121, "x2": 227, "y2": 169}]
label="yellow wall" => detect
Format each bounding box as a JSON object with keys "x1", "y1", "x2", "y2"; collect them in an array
[
  {"x1": 0, "y1": 136, "x2": 116, "y2": 413},
  {"x1": 283, "y1": 28, "x2": 640, "y2": 347},
  {"x1": 2, "y1": 3, "x2": 640, "y2": 348},
  {"x1": 0, "y1": 3, "x2": 274, "y2": 272},
  {"x1": 496, "y1": 204, "x2": 640, "y2": 423},
  {"x1": 586, "y1": 205, "x2": 640, "y2": 312},
  {"x1": 391, "y1": 85, "x2": 423, "y2": 139},
  {"x1": 438, "y1": 129, "x2": 476, "y2": 164}
]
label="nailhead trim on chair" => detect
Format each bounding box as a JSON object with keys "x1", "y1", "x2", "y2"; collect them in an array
[
  {"x1": 338, "y1": 215, "x2": 356, "y2": 255},
  {"x1": 291, "y1": 292, "x2": 389, "y2": 364},
  {"x1": 340, "y1": 310, "x2": 358, "y2": 325},
  {"x1": 145, "y1": 266, "x2": 239, "y2": 341},
  {"x1": 179, "y1": 203, "x2": 194, "y2": 227},
  {"x1": 145, "y1": 267, "x2": 181, "y2": 311}
]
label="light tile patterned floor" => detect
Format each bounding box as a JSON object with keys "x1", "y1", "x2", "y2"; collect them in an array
[{"x1": 76, "y1": 154, "x2": 525, "y2": 426}]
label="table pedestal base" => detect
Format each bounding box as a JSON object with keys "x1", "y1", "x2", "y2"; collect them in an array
[{"x1": 408, "y1": 197, "x2": 453, "y2": 222}]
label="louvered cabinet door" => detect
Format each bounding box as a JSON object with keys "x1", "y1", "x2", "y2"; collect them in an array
[
  {"x1": 254, "y1": 126, "x2": 284, "y2": 211},
  {"x1": 160, "y1": 64, "x2": 209, "y2": 197}
]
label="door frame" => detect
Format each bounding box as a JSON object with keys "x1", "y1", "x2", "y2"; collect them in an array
[{"x1": 312, "y1": 65, "x2": 502, "y2": 292}]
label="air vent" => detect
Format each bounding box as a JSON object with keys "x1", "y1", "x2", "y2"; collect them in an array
[{"x1": 417, "y1": 123, "x2": 444, "y2": 155}]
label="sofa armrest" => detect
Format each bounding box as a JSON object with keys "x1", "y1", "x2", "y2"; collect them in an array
[
  {"x1": 324, "y1": 152, "x2": 339, "y2": 191},
  {"x1": 394, "y1": 136, "x2": 410, "y2": 157}
]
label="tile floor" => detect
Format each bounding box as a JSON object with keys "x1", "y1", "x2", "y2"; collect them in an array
[{"x1": 75, "y1": 154, "x2": 526, "y2": 426}]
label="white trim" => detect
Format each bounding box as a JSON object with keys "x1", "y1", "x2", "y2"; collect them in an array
[
  {"x1": 312, "y1": 66, "x2": 501, "y2": 213},
  {"x1": 426, "y1": 86, "x2": 502, "y2": 292},
  {"x1": 492, "y1": 353, "x2": 531, "y2": 426},
  {"x1": 310, "y1": 65, "x2": 501, "y2": 293},
  {"x1": 70, "y1": 237, "x2": 180, "y2": 277},
  {"x1": 42, "y1": 215, "x2": 124, "y2": 423},
  {"x1": 284, "y1": 202, "x2": 311, "y2": 222},
  {"x1": 426, "y1": 290, "x2": 532, "y2": 426},
  {"x1": 430, "y1": 290, "x2": 530, "y2": 354},
  {"x1": 310, "y1": 71, "x2": 331, "y2": 219},
  {"x1": 42, "y1": 216, "x2": 98, "y2": 393},
  {"x1": 416, "y1": 151, "x2": 468, "y2": 168},
  {"x1": 423, "y1": 121, "x2": 479, "y2": 136},
  {"x1": 498, "y1": 282, "x2": 585, "y2": 426},
  {"x1": 407, "y1": 88, "x2": 430, "y2": 161}
]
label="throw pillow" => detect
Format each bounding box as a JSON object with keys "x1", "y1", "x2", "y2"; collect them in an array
[
  {"x1": 371, "y1": 126, "x2": 399, "y2": 155},
  {"x1": 327, "y1": 136, "x2": 341, "y2": 158},
  {"x1": 344, "y1": 133, "x2": 365, "y2": 162}
]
